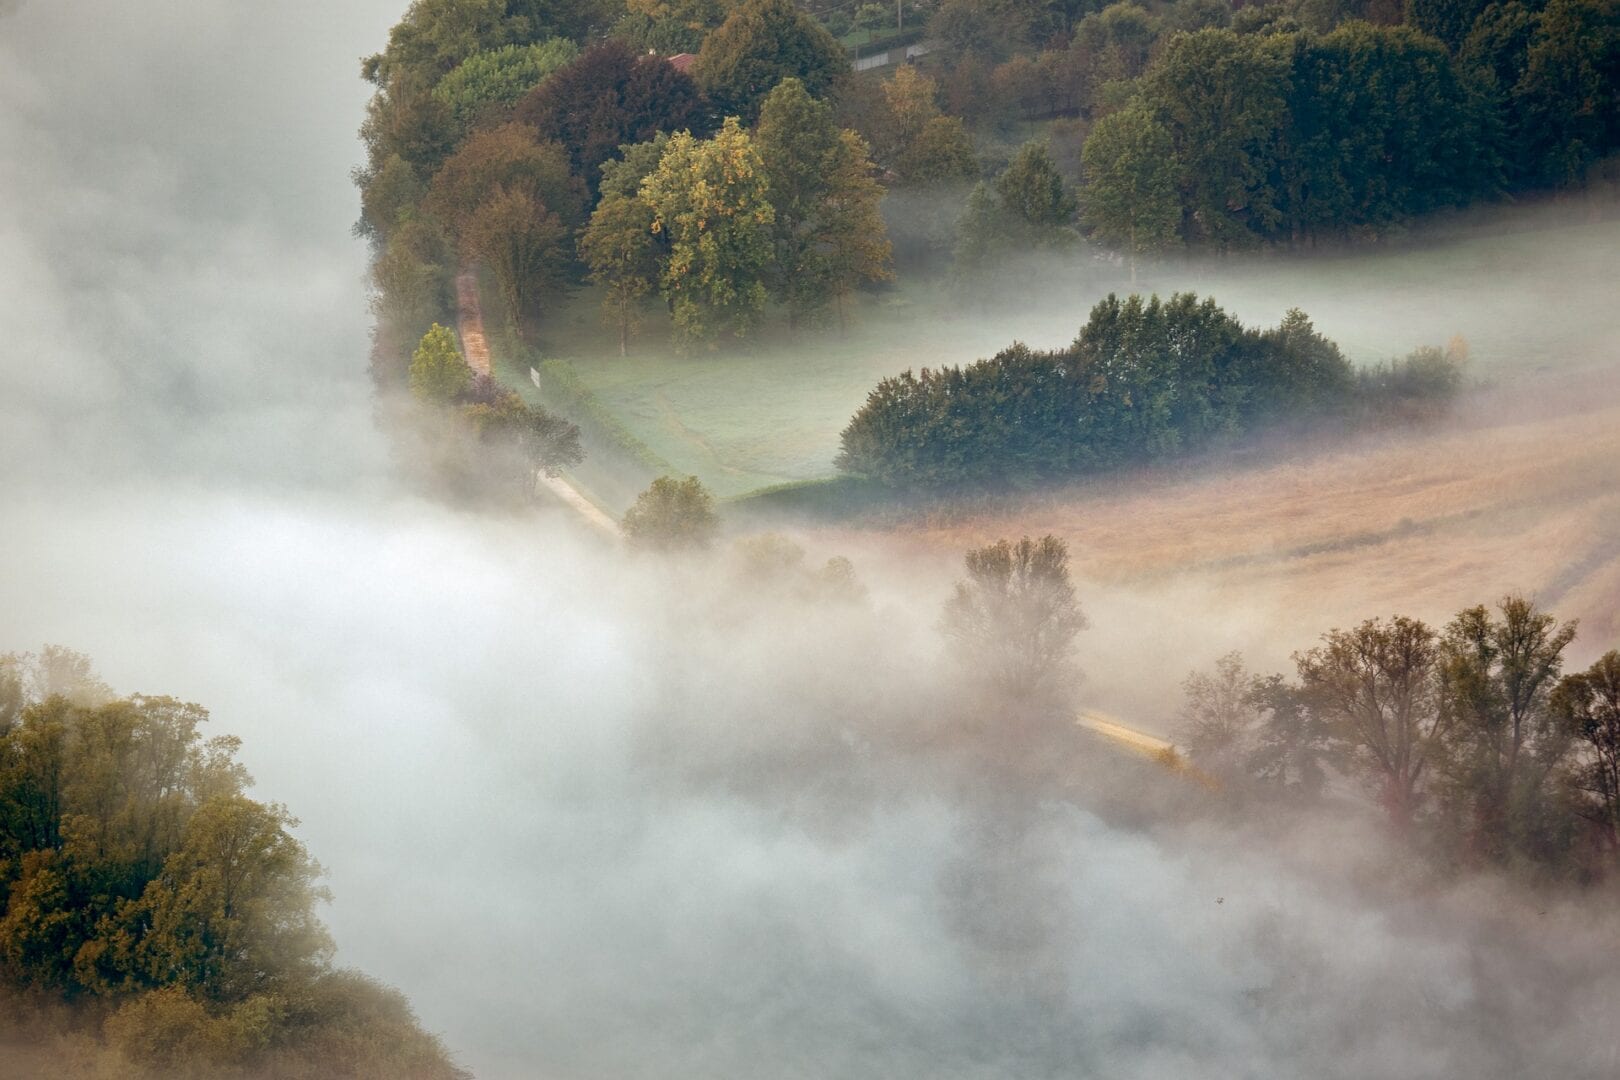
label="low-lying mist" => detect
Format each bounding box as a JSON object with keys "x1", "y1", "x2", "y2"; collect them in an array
[
  {"x1": 4, "y1": 1, "x2": 1620, "y2": 1077},
  {"x1": 8, "y1": 493, "x2": 1620, "y2": 1078}
]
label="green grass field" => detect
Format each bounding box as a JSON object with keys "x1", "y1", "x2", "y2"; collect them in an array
[{"x1": 499, "y1": 201, "x2": 1620, "y2": 510}]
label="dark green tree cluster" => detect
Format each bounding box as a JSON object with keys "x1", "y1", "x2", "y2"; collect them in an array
[
  {"x1": 0, "y1": 650, "x2": 465, "y2": 1078},
  {"x1": 1081, "y1": 8, "x2": 1619, "y2": 252},
  {"x1": 1177, "y1": 600, "x2": 1620, "y2": 878},
  {"x1": 835, "y1": 293, "x2": 1432, "y2": 491}
]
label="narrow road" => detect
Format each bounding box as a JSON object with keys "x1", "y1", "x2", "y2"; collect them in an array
[{"x1": 455, "y1": 266, "x2": 620, "y2": 539}]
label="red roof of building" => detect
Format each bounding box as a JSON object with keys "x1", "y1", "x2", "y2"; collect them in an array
[{"x1": 667, "y1": 52, "x2": 696, "y2": 74}]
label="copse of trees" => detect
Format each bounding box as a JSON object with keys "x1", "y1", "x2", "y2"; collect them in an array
[
  {"x1": 578, "y1": 101, "x2": 892, "y2": 351},
  {"x1": 835, "y1": 292, "x2": 1452, "y2": 492},
  {"x1": 0, "y1": 649, "x2": 466, "y2": 1077},
  {"x1": 1177, "y1": 598, "x2": 1620, "y2": 879}
]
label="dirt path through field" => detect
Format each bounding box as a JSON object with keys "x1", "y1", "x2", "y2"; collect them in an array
[{"x1": 455, "y1": 271, "x2": 491, "y2": 377}]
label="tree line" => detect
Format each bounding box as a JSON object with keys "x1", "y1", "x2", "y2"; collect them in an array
[
  {"x1": 1079, "y1": 7, "x2": 1619, "y2": 257},
  {"x1": 836, "y1": 291, "x2": 1463, "y2": 491},
  {"x1": 1176, "y1": 600, "x2": 1620, "y2": 878},
  {"x1": 359, "y1": 0, "x2": 1618, "y2": 373},
  {"x1": 0, "y1": 649, "x2": 466, "y2": 1078}
]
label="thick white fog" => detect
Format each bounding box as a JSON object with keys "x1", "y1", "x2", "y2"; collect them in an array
[{"x1": 4, "y1": 2, "x2": 1620, "y2": 1078}]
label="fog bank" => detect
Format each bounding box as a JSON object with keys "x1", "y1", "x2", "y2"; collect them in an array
[{"x1": 3, "y1": 3, "x2": 1620, "y2": 1078}]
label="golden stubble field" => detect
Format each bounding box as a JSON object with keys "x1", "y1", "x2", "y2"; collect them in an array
[{"x1": 810, "y1": 358, "x2": 1620, "y2": 723}]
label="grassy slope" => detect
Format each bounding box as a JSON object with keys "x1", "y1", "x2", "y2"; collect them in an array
[{"x1": 518, "y1": 206, "x2": 1620, "y2": 506}]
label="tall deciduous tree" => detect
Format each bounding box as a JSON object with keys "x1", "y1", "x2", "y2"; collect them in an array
[
  {"x1": 426, "y1": 123, "x2": 586, "y2": 235},
  {"x1": 695, "y1": 0, "x2": 849, "y2": 123},
  {"x1": 1552, "y1": 650, "x2": 1620, "y2": 859},
  {"x1": 1080, "y1": 102, "x2": 1180, "y2": 284},
  {"x1": 639, "y1": 119, "x2": 776, "y2": 349},
  {"x1": 1139, "y1": 29, "x2": 1290, "y2": 248},
  {"x1": 755, "y1": 79, "x2": 892, "y2": 329},
  {"x1": 462, "y1": 186, "x2": 570, "y2": 327},
  {"x1": 580, "y1": 191, "x2": 662, "y2": 355},
  {"x1": 1434, "y1": 596, "x2": 1578, "y2": 863},
  {"x1": 940, "y1": 535, "x2": 1088, "y2": 699},
  {"x1": 1295, "y1": 615, "x2": 1449, "y2": 826},
  {"x1": 994, "y1": 139, "x2": 1077, "y2": 244}
]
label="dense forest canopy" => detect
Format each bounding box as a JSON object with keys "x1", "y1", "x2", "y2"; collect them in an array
[
  {"x1": 354, "y1": 0, "x2": 1620, "y2": 374},
  {"x1": 0, "y1": 649, "x2": 465, "y2": 1078}
]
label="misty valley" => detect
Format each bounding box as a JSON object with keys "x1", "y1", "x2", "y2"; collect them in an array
[{"x1": 1, "y1": 0, "x2": 1619, "y2": 1077}]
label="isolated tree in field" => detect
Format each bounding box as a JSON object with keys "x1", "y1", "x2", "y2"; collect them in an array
[
  {"x1": 462, "y1": 186, "x2": 569, "y2": 326},
  {"x1": 461, "y1": 387, "x2": 584, "y2": 483},
  {"x1": 622, "y1": 475, "x2": 719, "y2": 550},
  {"x1": 1081, "y1": 102, "x2": 1179, "y2": 284},
  {"x1": 580, "y1": 191, "x2": 662, "y2": 355},
  {"x1": 408, "y1": 323, "x2": 472, "y2": 404},
  {"x1": 639, "y1": 119, "x2": 775, "y2": 349},
  {"x1": 1295, "y1": 615, "x2": 1449, "y2": 826},
  {"x1": 515, "y1": 40, "x2": 707, "y2": 191},
  {"x1": 755, "y1": 79, "x2": 892, "y2": 329},
  {"x1": 1552, "y1": 650, "x2": 1620, "y2": 858},
  {"x1": 695, "y1": 0, "x2": 848, "y2": 122},
  {"x1": 941, "y1": 535, "x2": 1087, "y2": 698},
  {"x1": 1434, "y1": 596, "x2": 1578, "y2": 864}
]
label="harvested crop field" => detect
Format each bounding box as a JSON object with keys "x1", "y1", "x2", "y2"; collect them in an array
[{"x1": 807, "y1": 360, "x2": 1620, "y2": 719}]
